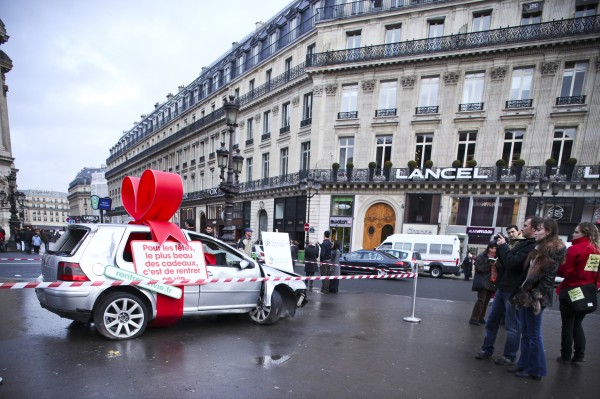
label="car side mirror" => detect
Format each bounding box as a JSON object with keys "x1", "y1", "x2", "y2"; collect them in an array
[{"x1": 238, "y1": 259, "x2": 254, "y2": 269}]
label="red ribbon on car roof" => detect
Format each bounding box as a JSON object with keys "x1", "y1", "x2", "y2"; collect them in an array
[{"x1": 121, "y1": 169, "x2": 188, "y2": 245}]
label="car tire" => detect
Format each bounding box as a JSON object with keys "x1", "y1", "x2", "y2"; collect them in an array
[
  {"x1": 248, "y1": 289, "x2": 283, "y2": 325},
  {"x1": 94, "y1": 292, "x2": 149, "y2": 340},
  {"x1": 430, "y1": 267, "x2": 443, "y2": 278}
]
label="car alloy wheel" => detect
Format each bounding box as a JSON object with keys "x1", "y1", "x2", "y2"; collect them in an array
[
  {"x1": 249, "y1": 290, "x2": 283, "y2": 325},
  {"x1": 94, "y1": 292, "x2": 149, "y2": 340}
]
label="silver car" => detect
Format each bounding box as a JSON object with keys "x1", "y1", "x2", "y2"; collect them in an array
[
  {"x1": 36, "y1": 224, "x2": 307, "y2": 340},
  {"x1": 380, "y1": 249, "x2": 425, "y2": 273}
]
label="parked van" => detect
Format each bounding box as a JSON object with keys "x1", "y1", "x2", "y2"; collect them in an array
[{"x1": 377, "y1": 234, "x2": 461, "y2": 278}]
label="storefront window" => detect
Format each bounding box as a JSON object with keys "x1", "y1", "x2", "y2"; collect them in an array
[
  {"x1": 449, "y1": 197, "x2": 519, "y2": 227},
  {"x1": 332, "y1": 196, "x2": 353, "y2": 216},
  {"x1": 471, "y1": 197, "x2": 496, "y2": 226}
]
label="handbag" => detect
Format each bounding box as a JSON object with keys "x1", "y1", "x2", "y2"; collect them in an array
[{"x1": 559, "y1": 268, "x2": 598, "y2": 314}]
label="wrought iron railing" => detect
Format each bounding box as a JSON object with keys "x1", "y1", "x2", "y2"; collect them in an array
[
  {"x1": 338, "y1": 111, "x2": 358, "y2": 119},
  {"x1": 316, "y1": 0, "x2": 453, "y2": 22},
  {"x1": 308, "y1": 16, "x2": 600, "y2": 68},
  {"x1": 300, "y1": 117, "x2": 312, "y2": 127},
  {"x1": 416, "y1": 106, "x2": 438, "y2": 114},
  {"x1": 245, "y1": 139, "x2": 254, "y2": 146},
  {"x1": 506, "y1": 99, "x2": 533, "y2": 109},
  {"x1": 261, "y1": 133, "x2": 271, "y2": 141},
  {"x1": 459, "y1": 102, "x2": 484, "y2": 112},
  {"x1": 556, "y1": 95, "x2": 586, "y2": 105},
  {"x1": 375, "y1": 108, "x2": 397, "y2": 116},
  {"x1": 280, "y1": 125, "x2": 290, "y2": 134}
]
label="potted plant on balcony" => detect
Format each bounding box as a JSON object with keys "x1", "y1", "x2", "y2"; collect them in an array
[
  {"x1": 346, "y1": 161, "x2": 354, "y2": 181},
  {"x1": 495, "y1": 159, "x2": 507, "y2": 181},
  {"x1": 332, "y1": 162, "x2": 340, "y2": 182},
  {"x1": 452, "y1": 160, "x2": 462, "y2": 180},
  {"x1": 368, "y1": 161, "x2": 377, "y2": 181},
  {"x1": 565, "y1": 157, "x2": 577, "y2": 181},
  {"x1": 384, "y1": 160, "x2": 393, "y2": 181},
  {"x1": 466, "y1": 159, "x2": 477, "y2": 180},
  {"x1": 512, "y1": 159, "x2": 525, "y2": 181},
  {"x1": 407, "y1": 160, "x2": 417, "y2": 173},
  {"x1": 545, "y1": 158, "x2": 557, "y2": 177},
  {"x1": 424, "y1": 159, "x2": 434, "y2": 180}
]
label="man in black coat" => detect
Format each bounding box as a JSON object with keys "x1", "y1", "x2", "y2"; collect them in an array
[
  {"x1": 475, "y1": 216, "x2": 543, "y2": 366},
  {"x1": 21, "y1": 227, "x2": 34, "y2": 254}
]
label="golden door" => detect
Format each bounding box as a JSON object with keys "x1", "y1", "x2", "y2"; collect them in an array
[{"x1": 362, "y1": 203, "x2": 396, "y2": 250}]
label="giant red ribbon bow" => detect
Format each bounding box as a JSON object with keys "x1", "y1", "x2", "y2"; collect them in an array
[{"x1": 122, "y1": 169, "x2": 187, "y2": 245}]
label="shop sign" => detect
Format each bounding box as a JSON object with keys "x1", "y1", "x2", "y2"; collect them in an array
[
  {"x1": 402, "y1": 224, "x2": 437, "y2": 235},
  {"x1": 395, "y1": 168, "x2": 488, "y2": 181},
  {"x1": 329, "y1": 216, "x2": 353, "y2": 227},
  {"x1": 466, "y1": 227, "x2": 494, "y2": 235}
]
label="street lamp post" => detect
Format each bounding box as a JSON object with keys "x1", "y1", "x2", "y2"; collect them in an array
[
  {"x1": 549, "y1": 180, "x2": 562, "y2": 219},
  {"x1": 300, "y1": 175, "x2": 321, "y2": 245},
  {"x1": 527, "y1": 177, "x2": 550, "y2": 217},
  {"x1": 1, "y1": 171, "x2": 25, "y2": 251},
  {"x1": 216, "y1": 95, "x2": 243, "y2": 245}
]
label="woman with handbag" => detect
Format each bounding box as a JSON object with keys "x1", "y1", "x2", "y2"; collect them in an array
[
  {"x1": 469, "y1": 242, "x2": 497, "y2": 326},
  {"x1": 556, "y1": 222, "x2": 600, "y2": 364},
  {"x1": 511, "y1": 218, "x2": 566, "y2": 380}
]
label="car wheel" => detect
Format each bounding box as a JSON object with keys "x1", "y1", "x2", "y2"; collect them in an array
[
  {"x1": 94, "y1": 292, "x2": 149, "y2": 340},
  {"x1": 430, "y1": 267, "x2": 443, "y2": 278},
  {"x1": 248, "y1": 289, "x2": 283, "y2": 325}
]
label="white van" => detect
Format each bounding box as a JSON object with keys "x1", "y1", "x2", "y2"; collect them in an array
[{"x1": 377, "y1": 234, "x2": 461, "y2": 278}]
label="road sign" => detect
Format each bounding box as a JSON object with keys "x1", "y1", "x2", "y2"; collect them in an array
[
  {"x1": 98, "y1": 197, "x2": 112, "y2": 211},
  {"x1": 304, "y1": 223, "x2": 309, "y2": 232}
]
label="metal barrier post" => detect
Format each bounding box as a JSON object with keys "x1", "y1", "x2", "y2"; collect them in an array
[{"x1": 403, "y1": 271, "x2": 421, "y2": 323}]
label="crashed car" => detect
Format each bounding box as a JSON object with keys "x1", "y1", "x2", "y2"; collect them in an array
[{"x1": 35, "y1": 223, "x2": 307, "y2": 340}]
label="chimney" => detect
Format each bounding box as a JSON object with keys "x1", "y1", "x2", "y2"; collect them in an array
[
  {"x1": 255, "y1": 21, "x2": 264, "y2": 31},
  {"x1": 154, "y1": 102, "x2": 160, "y2": 109},
  {"x1": 166, "y1": 93, "x2": 174, "y2": 100}
]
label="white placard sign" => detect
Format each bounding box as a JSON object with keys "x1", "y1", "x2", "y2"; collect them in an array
[
  {"x1": 261, "y1": 232, "x2": 294, "y2": 273},
  {"x1": 131, "y1": 241, "x2": 208, "y2": 282}
]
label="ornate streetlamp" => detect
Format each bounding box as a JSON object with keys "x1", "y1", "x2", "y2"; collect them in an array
[
  {"x1": 527, "y1": 176, "x2": 550, "y2": 217},
  {"x1": 216, "y1": 95, "x2": 243, "y2": 244},
  {"x1": 300, "y1": 175, "x2": 321, "y2": 245},
  {"x1": 1, "y1": 171, "x2": 25, "y2": 251}
]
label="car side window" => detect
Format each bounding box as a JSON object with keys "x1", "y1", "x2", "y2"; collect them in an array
[
  {"x1": 347, "y1": 252, "x2": 360, "y2": 260},
  {"x1": 188, "y1": 233, "x2": 244, "y2": 267},
  {"x1": 122, "y1": 232, "x2": 153, "y2": 262},
  {"x1": 374, "y1": 253, "x2": 384, "y2": 260}
]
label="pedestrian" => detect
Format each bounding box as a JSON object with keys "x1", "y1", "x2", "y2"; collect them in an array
[
  {"x1": 32, "y1": 230, "x2": 43, "y2": 254},
  {"x1": 184, "y1": 219, "x2": 195, "y2": 231},
  {"x1": 21, "y1": 227, "x2": 33, "y2": 254},
  {"x1": 41, "y1": 229, "x2": 51, "y2": 253},
  {"x1": 304, "y1": 240, "x2": 319, "y2": 290},
  {"x1": 290, "y1": 240, "x2": 299, "y2": 268},
  {"x1": 505, "y1": 224, "x2": 524, "y2": 249},
  {"x1": 329, "y1": 240, "x2": 341, "y2": 293},
  {"x1": 510, "y1": 218, "x2": 566, "y2": 380},
  {"x1": 556, "y1": 222, "x2": 600, "y2": 364},
  {"x1": 475, "y1": 216, "x2": 542, "y2": 366},
  {"x1": 462, "y1": 251, "x2": 474, "y2": 281},
  {"x1": 205, "y1": 225, "x2": 214, "y2": 237},
  {"x1": 237, "y1": 228, "x2": 253, "y2": 257},
  {"x1": 14, "y1": 228, "x2": 22, "y2": 251},
  {"x1": 319, "y1": 231, "x2": 332, "y2": 294},
  {"x1": 469, "y1": 242, "x2": 497, "y2": 325}
]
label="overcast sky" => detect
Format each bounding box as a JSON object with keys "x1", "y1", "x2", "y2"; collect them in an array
[{"x1": 2, "y1": 0, "x2": 290, "y2": 192}]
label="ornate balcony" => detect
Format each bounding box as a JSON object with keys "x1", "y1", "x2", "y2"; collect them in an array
[
  {"x1": 245, "y1": 139, "x2": 254, "y2": 146},
  {"x1": 506, "y1": 99, "x2": 533, "y2": 109},
  {"x1": 375, "y1": 108, "x2": 397, "y2": 117},
  {"x1": 415, "y1": 106, "x2": 439, "y2": 115},
  {"x1": 459, "y1": 102, "x2": 484, "y2": 112},
  {"x1": 338, "y1": 111, "x2": 358, "y2": 119},
  {"x1": 261, "y1": 133, "x2": 271, "y2": 141},
  {"x1": 280, "y1": 125, "x2": 290, "y2": 134},
  {"x1": 556, "y1": 95, "x2": 586, "y2": 105},
  {"x1": 300, "y1": 117, "x2": 312, "y2": 127}
]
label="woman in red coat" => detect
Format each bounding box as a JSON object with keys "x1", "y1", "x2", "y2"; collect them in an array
[{"x1": 556, "y1": 222, "x2": 600, "y2": 364}]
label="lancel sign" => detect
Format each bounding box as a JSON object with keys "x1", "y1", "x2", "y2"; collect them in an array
[{"x1": 394, "y1": 167, "x2": 600, "y2": 181}]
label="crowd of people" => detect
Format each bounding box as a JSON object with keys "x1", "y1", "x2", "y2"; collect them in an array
[
  {"x1": 0, "y1": 227, "x2": 62, "y2": 254},
  {"x1": 466, "y1": 217, "x2": 599, "y2": 381}
]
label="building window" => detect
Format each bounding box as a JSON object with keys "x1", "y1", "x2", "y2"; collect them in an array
[
  {"x1": 249, "y1": 79, "x2": 255, "y2": 93},
  {"x1": 307, "y1": 43, "x2": 316, "y2": 65},
  {"x1": 508, "y1": 67, "x2": 534, "y2": 107},
  {"x1": 560, "y1": 61, "x2": 587, "y2": 97},
  {"x1": 301, "y1": 92, "x2": 313, "y2": 126},
  {"x1": 460, "y1": 72, "x2": 485, "y2": 111},
  {"x1": 284, "y1": 57, "x2": 292, "y2": 77},
  {"x1": 575, "y1": 3, "x2": 597, "y2": 17},
  {"x1": 473, "y1": 11, "x2": 491, "y2": 31},
  {"x1": 385, "y1": 24, "x2": 401, "y2": 43},
  {"x1": 262, "y1": 153, "x2": 270, "y2": 179},
  {"x1": 301, "y1": 141, "x2": 311, "y2": 171},
  {"x1": 265, "y1": 69, "x2": 272, "y2": 88},
  {"x1": 281, "y1": 102, "x2": 291, "y2": 128},
  {"x1": 346, "y1": 30, "x2": 361, "y2": 49},
  {"x1": 427, "y1": 19, "x2": 444, "y2": 50},
  {"x1": 457, "y1": 131, "x2": 477, "y2": 166},
  {"x1": 339, "y1": 84, "x2": 358, "y2": 118},
  {"x1": 377, "y1": 81, "x2": 397, "y2": 116},
  {"x1": 417, "y1": 76, "x2": 439, "y2": 113},
  {"x1": 551, "y1": 127, "x2": 575, "y2": 165},
  {"x1": 223, "y1": 65, "x2": 231, "y2": 84},
  {"x1": 415, "y1": 133, "x2": 433, "y2": 169},
  {"x1": 375, "y1": 135, "x2": 393, "y2": 170},
  {"x1": 246, "y1": 118, "x2": 253, "y2": 141},
  {"x1": 246, "y1": 157, "x2": 253, "y2": 183},
  {"x1": 502, "y1": 130, "x2": 524, "y2": 164},
  {"x1": 521, "y1": 2, "x2": 542, "y2": 25},
  {"x1": 338, "y1": 137, "x2": 354, "y2": 167},
  {"x1": 280, "y1": 147, "x2": 289, "y2": 176},
  {"x1": 263, "y1": 110, "x2": 271, "y2": 136}
]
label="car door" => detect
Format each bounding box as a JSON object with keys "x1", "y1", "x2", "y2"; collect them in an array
[{"x1": 188, "y1": 234, "x2": 261, "y2": 310}]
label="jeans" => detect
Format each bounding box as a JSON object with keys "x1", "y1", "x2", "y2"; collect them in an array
[
  {"x1": 559, "y1": 296, "x2": 587, "y2": 360},
  {"x1": 481, "y1": 289, "x2": 521, "y2": 361},
  {"x1": 517, "y1": 307, "x2": 547, "y2": 377}
]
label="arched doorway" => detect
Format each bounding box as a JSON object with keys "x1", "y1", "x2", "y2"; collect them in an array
[{"x1": 362, "y1": 203, "x2": 396, "y2": 250}]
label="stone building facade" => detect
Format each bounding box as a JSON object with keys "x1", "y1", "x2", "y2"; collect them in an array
[{"x1": 105, "y1": 0, "x2": 600, "y2": 254}]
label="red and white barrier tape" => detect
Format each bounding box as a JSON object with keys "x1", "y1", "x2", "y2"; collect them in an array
[
  {"x1": 0, "y1": 258, "x2": 42, "y2": 261},
  {"x1": 0, "y1": 273, "x2": 415, "y2": 290}
]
